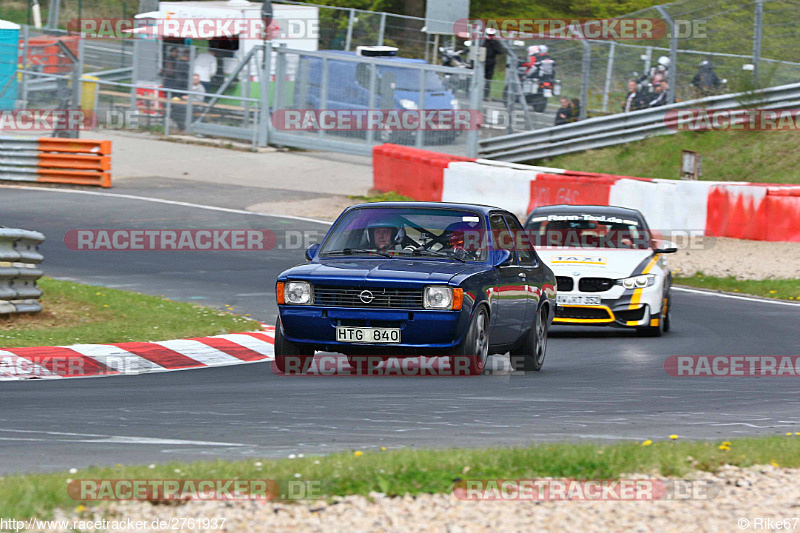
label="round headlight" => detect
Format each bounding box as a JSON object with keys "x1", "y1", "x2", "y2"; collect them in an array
[
  {"x1": 622, "y1": 278, "x2": 636, "y2": 289},
  {"x1": 635, "y1": 276, "x2": 649, "y2": 288},
  {"x1": 285, "y1": 281, "x2": 312, "y2": 305},
  {"x1": 424, "y1": 286, "x2": 453, "y2": 309}
]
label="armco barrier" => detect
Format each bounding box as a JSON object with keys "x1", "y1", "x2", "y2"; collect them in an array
[
  {"x1": 0, "y1": 228, "x2": 45, "y2": 315},
  {"x1": 372, "y1": 144, "x2": 474, "y2": 201},
  {"x1": 0, "y1": 137, "x2": 112, "y2": 187},
  {"x1": 373, "y1": 145, "x2": 800, "y2": 242}
]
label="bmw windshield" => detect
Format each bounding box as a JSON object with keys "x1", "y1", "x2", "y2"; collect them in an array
[
  {"x1": 319, "y1": 207, "x2": 487, "y2": 261},
  {"x1": 526, "y1": 212, "x2": 652, "y2": 249}
]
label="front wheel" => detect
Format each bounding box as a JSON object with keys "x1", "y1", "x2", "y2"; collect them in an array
[
  {"x1": 274, "y1": 316, "x2": 315, "y2": 373},
  {"x1": 510, "y1": 305, "x2": 549, "y2": 371},
  {"x1": 450, "y1": 307, "x2": 490, "y2": 376}
]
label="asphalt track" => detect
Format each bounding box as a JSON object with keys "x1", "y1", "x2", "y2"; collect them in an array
[{"x1": 2, "y1": 185, "x2": 799, "y2": 474}]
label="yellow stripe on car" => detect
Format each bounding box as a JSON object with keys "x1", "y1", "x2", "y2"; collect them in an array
[{"x1": 629, "y1": 254, "x2": 660, "y2": 310}]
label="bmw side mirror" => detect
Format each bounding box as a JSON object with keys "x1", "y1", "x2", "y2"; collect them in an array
[
  {"x1": 305, "y1": 243, "x2": 320, "y2": 261},
  {"x1": 654, "y1": 247, "x2": 677, "y2": 254},
  {"x1": 493, "y1": 249, "x2": 513, "y2": 267}
]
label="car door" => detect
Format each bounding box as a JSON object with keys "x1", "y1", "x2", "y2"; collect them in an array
[
  {"x1": 503, "y1": 214, "x2": 541, "y2": 333},
  {"x1": 489, "y1": 213, "x2": 526, "y2": 345}
]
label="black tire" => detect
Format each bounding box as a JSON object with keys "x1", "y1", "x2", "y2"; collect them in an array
[
  {"x1": 449, "y1": 307, "x2": 490, "y2": 376},
  {"x1": 274, "y1": 316, "x2": 315, "y2": 374},
  {"x1": 637, "y1": 286, "x2": 671, "y2": 337},
  {"x1": 509, "y1": 305, "x2": 549, "y2": 371}
]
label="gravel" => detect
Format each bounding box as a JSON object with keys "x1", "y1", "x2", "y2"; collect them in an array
[
  {"x1": 37, "y1": 465, "x2": 800, "y2": 532},
  {"x1": 670, "y1": 237, "x2": 800, "y2": 280}
]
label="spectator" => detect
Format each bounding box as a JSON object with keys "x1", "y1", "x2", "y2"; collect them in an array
[
  {"x1": 622, "y1": 79, "x2": 640, "y2": 112},
  {"x1": 161, "y1": 46, "x2": 179, "y2": 89},
  {"x1": 173, "y1": 49, "x2": 191, "y2": 91},
  {"x1": 648, "y1": 82, "x2": 669, "y2": 107},
  {"x1": 569, "y1": 98, "x2": 581, "y2": 122},
  {"x1": 692, "y1": 60, "x2": 721, "y2": 96},
  {"x1": 482, "y1": 28, "x2": 504, "y2": 99},
  {"x1": 554, "y1": 98, "x2": 571, "y2": 126},
  {"x1": 172, "y1": 73, "x2": 207, "y2": 132}
]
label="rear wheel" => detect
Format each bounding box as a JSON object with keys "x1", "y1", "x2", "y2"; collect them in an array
[
  {"x1": 510, "y1": 305, "x2": 549, "y2": 371},
  {"x1": 449, "y1": 307, "x2": 489, "y2": 376},
  {"x1": 274, "y1": 316, "x2": 315, "y2": 373}
]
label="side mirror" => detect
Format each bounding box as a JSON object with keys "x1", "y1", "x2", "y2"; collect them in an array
[
  {"x1": 493, "y1": 249, "x2": 513, "y2": 267},
  {"x1": 654, "y1": 247, "x2": 677, "y2": 254},
  {"x1": 305, "y1": 243, "x2": 320, "y2": 261}
]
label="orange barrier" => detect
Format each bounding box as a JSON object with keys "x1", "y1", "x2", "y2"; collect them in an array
[
  {"x1": 707, "y1": 184, "x2": 800, "y2": 242},
  {"x1": 372, "y1": 144, "x2": 475, "y2": 201},
  {"x1": 0, "y1": 137, "x2": 112, "y2": 188}
]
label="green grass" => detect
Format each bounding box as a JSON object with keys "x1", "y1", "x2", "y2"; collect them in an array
[
  {"x1": 0, "y1": 277, "x2": 260, "y2": 348},
  {"x1": 674, "y1": 273, "x2": 800, "y2": 301},
  {"x1": 4, "y1": 435, "x2": 800, "y2": 520},
  {"x1": 349, "y1": 191, "x2": 416, "y2": 203},
  {"x1": 542, "y1": 130, "x2": 800, "y2": 184}
]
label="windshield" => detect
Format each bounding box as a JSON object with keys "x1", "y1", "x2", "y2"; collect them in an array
[
  {"x1": 526, "y1": 212, "x2": 651, "y2": 249},
  {"x1": 378, "y1": 66, "x2": 446, "y2": 91},
  {"x1": 320, "y1": 207, "x2": 487, "y2": 261}
]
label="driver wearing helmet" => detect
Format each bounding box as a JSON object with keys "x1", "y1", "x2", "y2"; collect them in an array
[
  {"x1": 443, "y1": 221, "x2": 481, "y2": 260},
  {"x1": 367, "y1": 218, "x2": 406, "y2": 252}
]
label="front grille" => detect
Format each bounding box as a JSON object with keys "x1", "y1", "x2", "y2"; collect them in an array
[
  {"x1": 556, "y1": 276, "x2": 574, "y2": 292},
  {"x1": 313, "y1": 286, "x2": 424, "y2": 309},
  {"x1": 615, "y1": 307, "x2": 646, "y2": 322},
  {"x1": 578, "y1": 277, "x2": 615, "y2": 292},
  {"x1": 555, "y1": 306, "x2": 613, "y2": 321}
]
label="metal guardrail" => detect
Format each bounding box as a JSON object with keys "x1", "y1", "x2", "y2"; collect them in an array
[
  {"x1": 479, "y1": 82, "x2": 800, "y2": 162},
  {"x1": 0, "y1": 228, "x2": 45, "y2": 315}
]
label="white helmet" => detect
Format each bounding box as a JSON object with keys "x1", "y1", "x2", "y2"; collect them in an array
[
  {"x1": 657, "y1": 56, "x2": 670, "y2": 67},
  {"x1": 528, "y1": 45, "x2": 540, "y2": 56},
  {"x1": 539, "y1": 44, "x2": 548, "y2": 54},
  {"x1": 485, "y1": 27, "x2": 497, "y2": 37}
]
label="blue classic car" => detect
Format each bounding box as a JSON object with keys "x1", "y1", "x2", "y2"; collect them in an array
[{"x1": 274, "y1": 202, "x2": 557, "y2": 375}]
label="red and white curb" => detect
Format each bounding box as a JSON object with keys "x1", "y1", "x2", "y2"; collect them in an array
[{"x1": 0, "y1": 326, "x2": 275, "y2": 381}]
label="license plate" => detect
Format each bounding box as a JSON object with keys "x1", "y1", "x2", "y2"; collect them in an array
[
  {"x1": 336, "y1": 326, "x2": 401, "y2": 344},
  {"x1": 557, "y1": 295, "x2": 601, "y2": 306}
]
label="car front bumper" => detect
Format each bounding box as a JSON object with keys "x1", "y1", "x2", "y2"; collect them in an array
[
  {"x1": 553, "y1": 283, "x2": 664, "y2": 328},
  {"x1": 279, "y1": 305, "x2": 471, "y2": 351}
]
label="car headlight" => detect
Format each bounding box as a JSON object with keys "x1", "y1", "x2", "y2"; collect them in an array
[
  {"x1": 424, "y1": 286, "x2": 463, "y2": 310},
  {"x1": 399, "y1": 98, "x2": 418, "y2": 110},
  {"x1": 450, "y1": 98, "x2": 460, "y2": 110},
  {"x1": 618, "y1": 274, "x2": 656, "y2": 289},
  {"x1": 282, "y1": 281, "x2": 313, "y2": 305}
]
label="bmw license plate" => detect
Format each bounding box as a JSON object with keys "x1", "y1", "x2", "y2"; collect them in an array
[
  {"x1": 336, "y1": 326, "x2": 400, "y2": 344},
  {"x1": 557, "y1": 295, "x2": 602, "y2": 306}
]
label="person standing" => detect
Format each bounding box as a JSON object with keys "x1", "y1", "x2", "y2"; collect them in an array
[
  {"x1": 482, "y1": 28, "x2": 503, "y2": 99},
  {"x1": 569, "y1": 98, "x2": 581, "y2": 122},
  {"x1": 622, "y1": 79, "x2": 640, "y2": 112}
]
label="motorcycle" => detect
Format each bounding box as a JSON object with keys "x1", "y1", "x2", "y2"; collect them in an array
[
  {"x1": 438, "y1": 46, "x2": 472, "y2": 95},
  {"x1": 505, "y1": 56, "x2": 561, "y2": 113}
]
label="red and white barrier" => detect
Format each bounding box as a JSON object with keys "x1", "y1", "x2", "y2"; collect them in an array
[
  {"x1": 372, "y1": 144, "x2": 800, "y2": 243},
  {"x1": 0, "y1": 327, "x2": 275, "y2": 381}
]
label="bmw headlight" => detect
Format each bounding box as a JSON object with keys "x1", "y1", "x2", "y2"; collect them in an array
[
  {"x1": 618, "y1": 274, "x2": 656, "y2": 289},
  {"x1": 284, "y1": 281, "x2": 313, "y2": 305},
  {"x1": 399, "y1": 98, "x2": 418, "y2": 110},
  {"x1": 423, "y1": 286, "x2": 463, "y2": 310}
]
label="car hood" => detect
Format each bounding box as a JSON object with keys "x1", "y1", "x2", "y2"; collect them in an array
[
  {"x1": 536, "y1": 247, "x2": 657, "y2": 278},
  {"x1": 285, "y1": 258, "x2": 473, "y2": 285}
]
